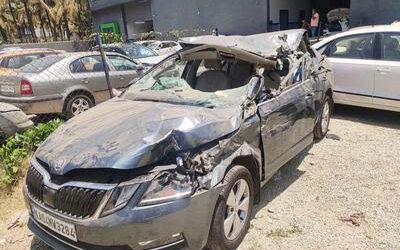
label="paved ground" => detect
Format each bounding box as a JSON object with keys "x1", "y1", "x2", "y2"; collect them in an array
[{"x1": 1, "y1": 104, "x2": 399, "y2": 250}]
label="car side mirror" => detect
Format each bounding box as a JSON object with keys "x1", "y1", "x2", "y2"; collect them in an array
[
  {"x1": 247, "y1": 76, "x2": 263, "y2": 100},
  {"x1": 135, "y1": 64, "x2": 145, "y2": 71}
]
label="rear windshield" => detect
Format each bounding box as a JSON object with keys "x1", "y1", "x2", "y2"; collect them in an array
[{"x1": 18, "y1": 55, "x2": 65, "y2": 73}]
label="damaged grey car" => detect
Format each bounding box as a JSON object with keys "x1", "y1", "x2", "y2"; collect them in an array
[{"x1": 23, "y1": 29, "x2": 333, "y2": 250}]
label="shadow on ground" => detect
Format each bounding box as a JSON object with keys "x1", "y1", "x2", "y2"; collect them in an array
[
  {"x1": 253, "y1": 144, "x2": 312, "y2": 215},
  {"x1": 31, "y1": 236, "x2": 52, "y2": 250},
  {"x1": 333, "y1": 104, "x2": 400, "y2": 129}
]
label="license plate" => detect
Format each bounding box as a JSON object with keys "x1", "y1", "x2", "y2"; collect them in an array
[
  {"x1": 32, "y1": 205, "x2": 77, "y2": 242},
  {"x1": 0, "y1": 85, "x2": 14, "y2": 93}
]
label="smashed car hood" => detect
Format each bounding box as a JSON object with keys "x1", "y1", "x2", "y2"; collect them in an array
[
  {"x1": 35, "y1": 98, "x2": 242, "y2": 175},
  {"x1": 180, "y1": 29, "x2": 306, "y2": 58}
]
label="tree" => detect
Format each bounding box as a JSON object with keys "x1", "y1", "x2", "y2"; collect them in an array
[
  {"x1": 0, "y1": 0, "x2": 93, "y2": 43},
  {"x1": 7, "y1": 0, "x2": 23, "y2": 42},
  {"x1": 21, "y1": 0, "x2": 37, "y2": 42},
  {"x1": 0, "y1": 1, "x2": 16, "y2": 43}
]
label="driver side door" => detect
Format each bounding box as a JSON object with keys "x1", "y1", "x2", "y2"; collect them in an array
[{"x1": 258, "y1": 62, "x2": 316, "y2": 180}]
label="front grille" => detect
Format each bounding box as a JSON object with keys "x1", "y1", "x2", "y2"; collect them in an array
[
  {"x1": 54, "y1": 187, "x2": 106, "y2": 218},
  {"x1": 26, "y1": 165, "x2": 107, "y2": 219},
  {"x1": 26, "y1": 165, "x2": 44, "y2": 202}
]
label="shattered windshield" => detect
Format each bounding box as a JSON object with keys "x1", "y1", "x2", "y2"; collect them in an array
[{"x1": 123, "y1": 55, "x2": 249, "y2": 109}]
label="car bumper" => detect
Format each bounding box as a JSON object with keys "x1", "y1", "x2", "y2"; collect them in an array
[
  {"x1": 0, "y1": 95, "x2": 63, "y2": 114},
  {"x1": 24, "y1": 185, "x2": 222, "y2": 250}
]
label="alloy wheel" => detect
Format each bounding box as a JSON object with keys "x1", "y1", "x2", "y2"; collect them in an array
[
  {"x1": 321, "y1": 101, "x2": 330, "y2": 134},
  {"x1": 71, "y1": 97, "x2": 90, "y2": 116},
  {"x1": 224, "y1": 179, "x2": 250, "y2": 240}
]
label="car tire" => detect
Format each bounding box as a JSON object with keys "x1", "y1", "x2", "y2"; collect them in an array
[
  {"x1": 314, "y1": 95, "x2": 333, "y2": 140},
  {"x1": 206, "y1": 165, "x2": 254, "y2": 250},
  {"x1": 64, "y1": 94, "x2": 93, "y2": 119}
]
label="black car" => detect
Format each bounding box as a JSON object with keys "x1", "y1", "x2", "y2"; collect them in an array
[{"x1": 24, "y1": 29, "x2": 333, "y2": 250}]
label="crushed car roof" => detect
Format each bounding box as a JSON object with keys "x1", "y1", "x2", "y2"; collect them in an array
[{"x1": 180, "y1": 29, "x2": 306, "y2": 58}]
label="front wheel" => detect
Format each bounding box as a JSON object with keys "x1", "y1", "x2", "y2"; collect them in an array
[
  {"x1": 314, "y1": 95, "x2": 333, "y2": 139},
  {"x1": 206, "y1": 165, "x2": 254, "y2": 250}
]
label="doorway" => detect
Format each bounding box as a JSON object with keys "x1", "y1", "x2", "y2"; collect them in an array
[{"x1": 280, "y1": 10, "x2": 289, "y2": 30}]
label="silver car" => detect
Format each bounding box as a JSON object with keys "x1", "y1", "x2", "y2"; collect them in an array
[
  {"x1": 0, "y1": 52, "x2": 145, "y2": 118},
  {"x1": 313, "y1": 23, "x2": 400, "y2": 112}
]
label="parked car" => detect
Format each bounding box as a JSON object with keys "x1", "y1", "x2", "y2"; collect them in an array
[
  {"x1": 24, "y1": 30, "x2": 333, "y2": 250},
  {"x1": 135, "y1": 40, "x2": 157, "y2": 47},
  {"x1": 0, "y1": 102, "x2": 33, "y2": 142},
  {"x1": 0, "y1": 48, "x2": 65, "y2": 75},
  {"x1": 0, "y1": 52, "x2": 145, "y2": 118},
  {"x1": 98, "y1": 43, "x2": 167, "y2": 66},
  {"x1": 313, "y1": 23, "x2": 400, "y2": 112},
  {"x1": 148, "y1": 40, "x2": 182, "y2": 55}
]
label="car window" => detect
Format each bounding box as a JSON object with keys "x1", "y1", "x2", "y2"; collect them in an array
[
  {"x1": 318, "y1": 42, "x2": 330, "y2": 55},
  {"x1": 18, "y1": 55, "x2": 65, "y2": 73},
  {"x1": 70, "y1": 56, "x2": 105, "y2": 73},
  {"x1": 4, "y1": 53, "x2": 43, "y2": 69},
  {"x1": 161, "y1": 42, "x2": 171, "y2": 48},
  {"x1": 326, "y1": 34, "x2": 375, "y2": 59},
  {"x1": 381, "y1": 33, "x2": 400, "y2": 61},
  {"x1": 125, "y1": 45, "x2": 158, "y2": 58},
  {"x1": 108, "y1": 55, "x2": 137, "y2": 71}
]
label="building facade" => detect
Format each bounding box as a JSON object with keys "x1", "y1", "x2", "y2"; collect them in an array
[
  {"x1": 350, "y1": 0, "x2": 400, "y2": 27},
  {"x1": 90, "y1": 0, "x2": 312, "y2": 39}
]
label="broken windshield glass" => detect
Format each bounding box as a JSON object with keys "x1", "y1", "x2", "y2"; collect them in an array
[{"x1": 123, "y1": 56, "x2": 249, "y2": 109}]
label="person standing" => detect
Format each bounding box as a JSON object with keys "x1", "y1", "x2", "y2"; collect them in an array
[{"x1": 310, "y1": 9, "x2": 320, "y2": 37}]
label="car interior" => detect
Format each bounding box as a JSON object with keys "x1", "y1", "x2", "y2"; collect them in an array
[
  {"x1": 383, "y1": 36, "x2": 400, "y2": 60},
  {"x1": 180, "y1": 51, "x2": 289, "y2": 94}
]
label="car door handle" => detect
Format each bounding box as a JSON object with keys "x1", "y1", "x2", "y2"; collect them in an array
[
  {"x1": 81, "y1": 79, "x2": 89, "y2": 84},
  {"x1": 377, "y1": 68, "x2": 391, "y2": 73},
  {"x1": 119, "y1": 76, "x2": 125, "y2": 81},
  {"x1": 306, "y1": 93, "x2": 314, "y2": 98}
]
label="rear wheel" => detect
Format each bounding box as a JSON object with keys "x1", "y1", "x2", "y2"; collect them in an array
[
  {"x1": 314, "y1": 95, "x2": 332, "y2": 139},
  {"x1": 206, "y1": 165, "x2": 254, "y2": 250},
  {"x1": 64, "y1": 94, "x2": 93, "y2": 119}
]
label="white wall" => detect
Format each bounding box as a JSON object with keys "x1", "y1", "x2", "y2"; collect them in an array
[{"x1": 270, "y1": 0, "x2": 311, "y2": 24}]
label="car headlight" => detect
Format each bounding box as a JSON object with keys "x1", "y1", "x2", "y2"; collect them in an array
[
  {"x1": 140, "y1": 172, "x2": 193, "y2": 206},
  {"x1": 101, "y1": 184, "x2": 139, "y2": 216}
]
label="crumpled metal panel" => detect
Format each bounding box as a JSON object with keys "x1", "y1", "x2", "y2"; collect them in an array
[
  {"x1": 0, "y1": 102, "x2": 33, "y2": 138},
  {"x1": 35, "y1": 98, "x2": 242, "y2": 175},
  {"x1": 180, "y1": 29, "x2": 306, "y2": 58}
]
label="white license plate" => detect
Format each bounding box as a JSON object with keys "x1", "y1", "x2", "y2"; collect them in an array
[
  {"x1": 32, "y1": 205, "x2": 77, "y2": 242},
  {"x1": 0, "y1": 85, "x2": 14, "y2": 93}
]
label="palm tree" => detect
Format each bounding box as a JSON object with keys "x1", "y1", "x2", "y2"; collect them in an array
[
  {"x1": 0, "y1": 1, "x2": 16, "y2": 43},
  {"x1": 7, "y1": 0, "x2": 23, "y2": 42},
  {"x1": 21, "y1": 0, "x2": 37, "y2": 42},
  {"x1": 1, "y1": 0, "x2": 93, "y2": 43}
]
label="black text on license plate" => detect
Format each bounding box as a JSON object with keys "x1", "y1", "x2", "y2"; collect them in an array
[{"x1": 32, "y1": 205, "x2": 77, "y2": 242}]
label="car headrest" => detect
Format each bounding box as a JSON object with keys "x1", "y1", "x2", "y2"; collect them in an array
[
  {"x1": 385, "y1": 37, "x2": 399, "y2": 50},
  {"x1": 195, "y1": 70, "x2": 231, "y2": 92},
  {"x1": 204, "y1": 59, "x2": 222, "y2": 70},
  {"x1": 93, "y1": 62, "x2": 104, "y2": 72}
]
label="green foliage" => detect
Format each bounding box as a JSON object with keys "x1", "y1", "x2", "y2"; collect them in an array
[{"x1": 0, "y1": 119, "x2": 63, "y2": 185}]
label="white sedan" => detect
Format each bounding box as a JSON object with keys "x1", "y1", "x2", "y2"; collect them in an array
[
  {"x1": 148, "y1": 41, "x2": 182, "y2": 55},
  {"x1": 313, "y1": 23, "x2": 400, "y2": 112}
]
